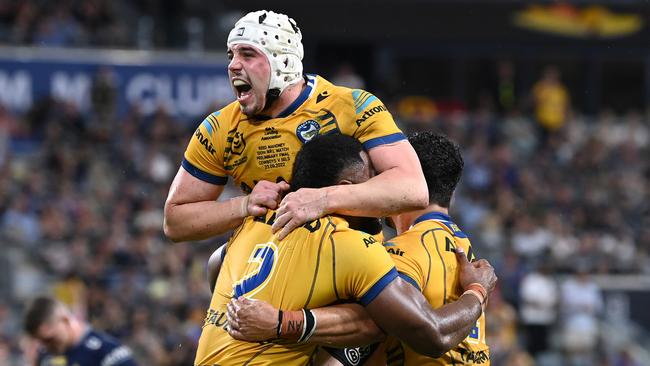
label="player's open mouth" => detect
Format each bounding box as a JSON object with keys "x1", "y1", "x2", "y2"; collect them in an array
[{"x1": 233, "y1": 79, "x2": 253, "y2": 102}]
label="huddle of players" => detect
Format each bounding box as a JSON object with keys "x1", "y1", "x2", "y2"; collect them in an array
[
  {"x1": 205, "y1": 133, "x2": 495, "y2": 366},
  {"x1": 22, "y1": 9, "x2": 497, "y2": 366},
  {"x1": 180, "y1": 10, "x2": 497, "y2": 366}
]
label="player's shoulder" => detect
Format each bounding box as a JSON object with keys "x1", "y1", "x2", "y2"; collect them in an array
[
  {"x1": 81, "y1": 329, "x2": 123, "y2": 351},
  {"x1": 83, "y1": 330, "x2": 135, "y2": 365},
  {"x1": 395, "y1": 220, "x2": 456, "y2": 252},
  {"x1": 412, "y1": 214, "x2": 469, "y2": 239},
  {"x1": 195, "y1": 102, "x2": 241, "y2": 132},
  {"x1": 382, "y1": 229, "x2": 430, "y2": 260},
  {"x1": 329, "y1": 217, "x2": 382, "y2": 250},
  {"x1": 311, "y1": 75, "x2": 376, "y2": 106}
]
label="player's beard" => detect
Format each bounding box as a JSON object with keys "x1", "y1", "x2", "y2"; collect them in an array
[{"x1": 237, "y1": 81, "x2": 271, "y2": 116}]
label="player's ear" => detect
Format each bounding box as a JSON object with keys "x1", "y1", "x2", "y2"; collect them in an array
[{"x1": 337, "y1": 179, "x2": 353, "y2": 185}]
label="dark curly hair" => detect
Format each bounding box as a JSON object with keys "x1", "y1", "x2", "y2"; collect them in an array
[
  {"x1": 408, "y1": 131, "x2": 464, "y2": 208},
  {"x1": 290, "y1": 134, "x2": 365, "y2": 192}
]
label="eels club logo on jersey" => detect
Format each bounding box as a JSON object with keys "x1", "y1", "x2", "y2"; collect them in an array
[{"x1": 296, "y1": 120, "x2": 321, "y2": 143}]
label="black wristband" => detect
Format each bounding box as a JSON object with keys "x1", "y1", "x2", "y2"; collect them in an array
[
  {"x1": 298, "y1": 309, "x2": 316, "y2": 343},
  {"x1": 276, "y1": 310, "x2": 283, "y2": 338}
]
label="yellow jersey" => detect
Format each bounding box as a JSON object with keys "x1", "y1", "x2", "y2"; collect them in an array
[
  {"x1": 182, "y1": 74, "x2": 404, "y2": 193},
  {"x1": 195, "y1": 210, "x2": 398, "y2": 366},
  {"x1": 533, "y1": 81, "x2": 569, "y2": 131},
  {"x1": 383, "y1": 212, "x2": 490, "y2": 366}
]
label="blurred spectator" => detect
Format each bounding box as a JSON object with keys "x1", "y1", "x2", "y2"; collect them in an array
[
  {"x1": 532, "y1": 66, "x2": 570, "y2": 145},
  {"x1": 330, "y1": 62, "x2": 366, "y2": 89},
  {"x1": 395, "y1": 95, "x2": 438, "y2": 134},
  {"x1": 52, "y1": 272, "x2": 88, "y2": 320},
  {"x1": 519, "y1": 262, "x2": 558, "y2": 357},
  {"x1": 91, "y1": 67, "x2": 118, "y2": 125},
  {"x1": 495, "y1": 61, "x2": 517, "y2": 114},
  {"x1": 511, "y1": 214, "x2": 552, "y2": 259},
  {"x1": 560, "y1": 266, "x2": 604, "y2": 366},
  {"x1": 33, "y1": 4, "x2": 82, "y2": 47},
  {"x1": 501, "y1": 108, "x2": 538, "y2": 157},
  {"x1": 1, "y1": 192, "x2": 41, "y2": 245},
  {"x1": 0, "y1": 106, "x2": 11, "y2": 169},
  {"x1": 485, "y1": 288, "x2": 518, "y2": 363}
]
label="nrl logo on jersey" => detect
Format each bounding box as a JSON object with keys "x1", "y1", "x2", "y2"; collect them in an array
[
  {"x1": 226, "y1": 130, "x2": 246, "y2": 155},
  {"x1": 296, "y1": 120, "x2": 321, "y2": 143}
]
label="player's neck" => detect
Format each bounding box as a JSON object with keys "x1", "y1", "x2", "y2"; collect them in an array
[
  {"x1": 393, "y1": 204, "x2": 449, "y2": 235},
  {"x1": 344, "y1": 215, "x2": 382, "y2": 236},
  {"x1": 261, "y1": 79, "x2": 306, "y2": 118}
]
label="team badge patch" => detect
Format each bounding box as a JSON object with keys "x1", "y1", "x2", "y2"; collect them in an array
[{"x1": 296, "y1": 120, "x2": 320, "y2": 143}]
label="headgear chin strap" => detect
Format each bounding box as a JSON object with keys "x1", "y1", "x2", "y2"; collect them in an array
[{"x1": 227, "y1": 10, "x2": 304, "y2": 96}]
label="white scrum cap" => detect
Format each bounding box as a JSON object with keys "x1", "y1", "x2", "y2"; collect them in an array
[{"x1": 227, "y1": 10, "x2": 304, "y2": 94}]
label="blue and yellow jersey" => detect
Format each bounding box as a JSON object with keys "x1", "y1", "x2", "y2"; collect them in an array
[
  {"x1": 195, "y1": 210, "x2": 397, "y2": 366},
  {"x1": 183, "y1": 74, "x2": 404, "y2": 192},
  {"x1": 383, "y1": 212, "x2": 490, "y2": 366}
]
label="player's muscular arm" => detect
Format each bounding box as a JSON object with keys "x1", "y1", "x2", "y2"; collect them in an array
[
  {"x1": 366, "y1": 247, "x2": 494, "y2": 358},
  {"x1": 308, "y1": 303, "x2": 385, "y2": 347},
  {"x1": 228, "y1": 248, "x2": 496, "y2": 358},
  {"x1": 331, "y1": 140, "x2": 429, "y2": 216},
  {"x1": 163, "y1": 168, "x2": 289, "y2": 242},
  {"x1": 228, "y1": 280, "x2": 482, "y2": 357},
  {"x1": 366, "y1": 278, "x2": 481, "y2": 358},
  {"x1": 272, "y1": 140, "x2": 428, "y2": 239},
  {"x1": 227, "y1": 300, "x2": 384, "y2": 347}
]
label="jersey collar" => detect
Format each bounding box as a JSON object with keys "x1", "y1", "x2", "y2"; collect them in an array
[
  {"x1": 412, "y1": 211, "x2": 468, "y2": 238},
  {"x1": 413, "y1": 211, "x2": 452, "y2": 226},
  {"x1": 276, "y1": 74, "x2": 316, "y2": 118}
]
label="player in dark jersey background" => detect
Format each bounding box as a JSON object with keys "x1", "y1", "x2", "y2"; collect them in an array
[
  {"x1": 164, "y1": 10, "x2": 428, "y2": 243},
  {"x1": 23, "y1": 296, "x2": 138, "y2": 366}
]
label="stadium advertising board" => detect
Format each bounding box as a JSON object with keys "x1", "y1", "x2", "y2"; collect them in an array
[{"x1": 0, "y1": 52, "x2": 231, "y2": 120}]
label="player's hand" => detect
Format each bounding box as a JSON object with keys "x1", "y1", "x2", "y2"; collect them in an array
[
  {"x1": 227, "y1": 297, "x2": 279, "y2": 341},
  {"x1": 246, "y1": 180, "x2": 290, "y2": 217},
  {"x1": 455, "y1": 247, "x2": 497, "y2": 294},
  {"x1": 272, "y1": 187, "x2": 329, "y2": 240}
]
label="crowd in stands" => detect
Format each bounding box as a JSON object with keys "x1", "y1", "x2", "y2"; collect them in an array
[
  {"x1": 0, "y1": 0, "x2": 224, "y2": 49},
  {"x1": 397, "y1": 100, "x2": 649, "y2": 366}
]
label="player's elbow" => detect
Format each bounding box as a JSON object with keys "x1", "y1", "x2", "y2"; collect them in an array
[
  {"x1": 163, "y1": 205, "x2": 185, "y2": 243},
  {"x1": 413, "y1": 184, "x2": 429, "y2": 209},
  {"x1": 405, "y1": 322, "x2": 447, "y2": 358},
  {"x1": 425, "y1": 333, "x2": 452, "y2": 358},
  {"x1": 425, "y1": 326, "x2": 462, "y2": 358},
  {"x1": 353, "y1": 321, "x2": 386, "y2": 346},
  {"x1": 404, "y1": 178, "x2": 429, "y2": 210},
  {"x1": 163, "y1": 220, "x2": 183, "y2": 243}
]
